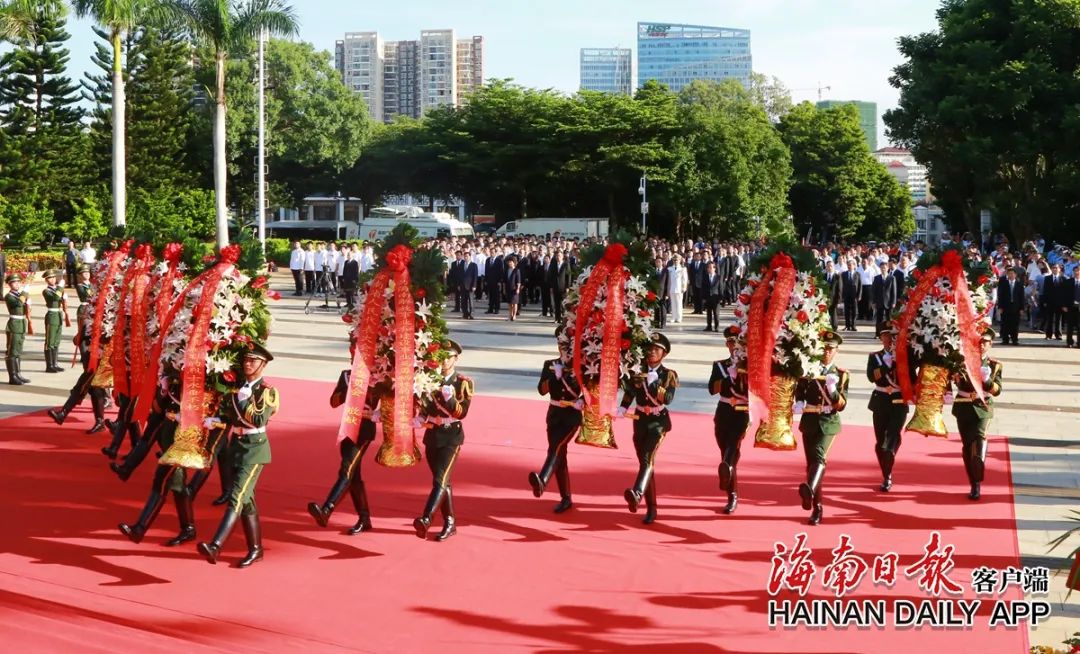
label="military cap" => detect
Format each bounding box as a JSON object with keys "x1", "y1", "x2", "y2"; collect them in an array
[
  {"x1": 649, "y1": 332, "x2": 671, "y2": 354},
  {"x1": 822, "y1": 330, "x2": 843, "y2": 348},
  {"x1": 445, "y1": 339, "x2": 463, "y2": 355},
  {"x1": 980, "y1": 328, "x2": 996, "y2": 343},
  {"x1": 244, "y1": 341, "x2": 274, "y2": 362},
  {"x1": 723, "y1": 325, "x2": 740, "y2": 340},
  {"x1": 44, "y1": 269, "x2": 62, "y2": 279},
  {"x1": 5, "y1": 273, "x2": 22, "y2": 284}
]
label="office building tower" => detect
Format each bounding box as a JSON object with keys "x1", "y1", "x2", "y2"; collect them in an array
[
  {"x1": 636, "y1": 22, "x2": 751, "y2": 93},
  {"x1": 817, "y1": 100, "x2": 878, "y2": 151},
  {"x1": 580, "y1": 47, "x2": 633, "y2": 95},
  {"x1": 457, "y1": 35, "x2": 484, "y2": 101},
  {"x1": 873, "y1": 147, "x2": 929, "y2": 203},
  {"x1": 335, "y1": 32, "x2": 384, "y2": 122}
]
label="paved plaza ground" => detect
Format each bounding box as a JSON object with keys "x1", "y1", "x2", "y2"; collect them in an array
[{"x1": 5, "y1": 271, "x2": 1078, "y2": 648}]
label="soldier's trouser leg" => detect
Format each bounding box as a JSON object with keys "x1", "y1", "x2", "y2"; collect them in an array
[
  {"x1": 199, "y1": 461, "x2": 260, "y2": 562},
  {"x1": 308, "y1": 439, "x2": 366, "y2": 527},
  {"x1": 414, "y1": 443, "x2": 460, "y2": 539},
  {"x1": 113, "y1": 412, "x2": 166, "y2": 480},
  {"x1": 210, "y1": 435, "x2": 234, "y2": 505},
  {"x1": 625, "y1": 421, "x2": 665, "y2": 514},
  {"x1": 715, "y1": 412, "x2": 749, "y2": 492},
  {"x1": 184, "y1": 427, "x2": 226, "y2": 499},
  {"x1": 958, "y1": 413, "x2": 988, "y2": 485},
  {"x1": 799, "y1": 423, "x2": 830, "y2": 509},
  {"x1": 531, "y1": 421, "x2": 577, "y2": 497},
  {"x1": 103, "y1": 395, "x2": 133, "y2": 456},
  {"x1": 51, "y1": 368, "x2": 95, "y2": 423},
  {"x1": 118, "y1": 463, "x2": 177, "y2": 543}
]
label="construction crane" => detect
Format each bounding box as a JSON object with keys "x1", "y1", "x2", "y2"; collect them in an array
[{"x1": 792, "y1": 83, "x2": 832, "y2": 102}]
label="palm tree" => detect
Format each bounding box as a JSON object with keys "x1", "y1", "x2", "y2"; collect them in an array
[
  {"x1": 72, "y1": 0, "x2": 155, "y2": 229},
  {"x1": 165, "y1": 0, "x2": 298, "y2": 248},
  {"x1": 0, "y1": 0, "x2": 47, "y2": 41}
]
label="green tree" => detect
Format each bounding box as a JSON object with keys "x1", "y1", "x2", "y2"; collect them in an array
[
  {"x1": 166, "y1": 0, "x2": 299, "y2": 248},
  {"x1": 885, "y1": 0, "x2": 1080, "y2": 243},
  {"x1": 0, "y1": 198, "x2": 55, "y2": 246},
  {"x1": 780, "y1": 102, "x2": 907, "y2": 241},
  {"x1": 67, "y1": 195, "x2": 110, "y2": 242},
  {"x1": 127, "y1": 185, "x2": 216, "y2": 243},
  {"x1": 748, "y1": 72, "x2": 794, "y2": 123},
  {"x1": 0, "y1": 0, "x2": 37, "y2": 41}
]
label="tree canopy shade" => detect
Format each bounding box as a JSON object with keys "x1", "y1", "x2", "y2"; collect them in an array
[
  {"x1": 885, "y1": 0, "x2": 1080, "y2": 244},
  {"x1": 164, "y1": 0, "x2": 299, "y2": 248}
]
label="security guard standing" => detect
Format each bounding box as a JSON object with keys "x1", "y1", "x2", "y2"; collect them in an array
[
  {"x1": 709, "y1": 326, "x2": 749, "y2": 514},
  {"x1": 619, "y1": 333, "x2": 678, "y2": 525},
  {"x1": 528, "y1": 337, "x2": 583, "y2": 514},
  {"x1": 48, "y1": 267, "x2": 108, "y2": 432},
  {"x1": 5, "y1": 273, "x2": 31, "y2": 385},
  {"x1": 794, "y1": 330, "x2": 849, "y2": 526},
  {"x1": 949, "y1": 328, "x2": 1003, "y2": 501},
  {"x1": 198, "y1": 343, "x2": 279, "y2": 567},
  {"x1": 867, "y1": 322, "x2": 909, "y2": 491},
  {"x1": 307, "y1": 368, "x2": 382, "y2": 535},
  {"x1": 41, "y1": 269, "x2": 67, "y2": 373},
  {"x1": 414, "y1": 340, "x2": 472, "y2": 542}
]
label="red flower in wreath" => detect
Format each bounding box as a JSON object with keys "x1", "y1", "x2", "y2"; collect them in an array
[
  {"x1": 424, "y1": 359, "x2": 440, "y2": 370},
  {"x1": 620, "y1": 338, "x2": 631, "y2": 349},
  {"x1": 427, "y1": 343, "x2": 441, "y2": 354},
  {"x1": 738, "y1": 293, "x2": 751, "y2": 304},
  {"x1": 796, "y1": 310, "x2": 810, "y2": 323},
  {"x1": 416, "y1": 288, "x2": 427, "y2": 299},
  {"x1": 222, "y1": 370, "x2": 236, "y2": 383},
  {"x1": 912, "y1": 269, "x2": 922, "y2": 280},
  {"x1": 638, "y1": 309, "x2": 651, "y2": 318},
  {"x1": 734, "y1": 309, "x2": 743, "y2": 318},
  {"x1": 817, "y1": 303, "x2": 827, "y2": 312},
  {"x1": 251, "y1": 276, "x2": 268, "y2": 290},
  {"x1": 645, "y1": 290, "x2": 657, "y2": 302},
  {"x1": 977, "y1": 275, "x2": 989, "y2": 285},
  {"x1": 267, "y1": 290, "x2": 281, "y2": 301}
]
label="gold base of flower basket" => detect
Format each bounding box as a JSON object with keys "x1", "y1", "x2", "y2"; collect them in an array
[
  {"x1": 160, "y1": 425, "x2": 211, "y2": 470},
  {"x1": 91, "y1": 342, "x2": 113, "y2": 388},
  {"x1": 905, "y1": 363, "x2": 949, "y2": 438},
  {"x1": 575, "y1": 382, "x2": 617, "y2": 449},
  {"x1": 375, "y1": 401, "x2": 421, "y2": 467},
  {"x1": 753, "y1": 374, "x2": 797, "y2": 451}
]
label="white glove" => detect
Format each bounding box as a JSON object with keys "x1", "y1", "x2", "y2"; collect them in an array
[
  {"x1": 203, "y1": 417, "x2": 218, "y2": 429},
  {"x1": 882, "y1": 353, "x2": 894, "y2": 367},
  {"x1": 440, "y1": 385, "x2": 454, "y2": 401},
  {"x1": 553, "y1": 362, "x2": 564, "y2": 379},
  {"x1": 979, "y1": 366, "x2": 991, "y2": 382},
  {"x1": 726, "y1": 365, "x2": 737, "y2": 380},
  {"x1": 159, "y1": 376, "x2": 169, "y2": 393},
  {"x1": 793, "y1": 401, "x2": 806, "y2": 415},
  {"x1": 646, "y1": 370, "x2": 659, "y2": 385},
  {"x1": 943, "y1": 392, "x2": 954, "y2": 405},
  {"x1": 572, "y1": 399, "x2": 584, "y2": 411},
  {"x1": 371, "y1": 410, "x2": 381, "y2": 424},
  {"x1": 411, "y1": 416, "x2": 424, "y2": 429},
  {"x1": 616, "y1": 407, "x2": 627, "y2": 419}
]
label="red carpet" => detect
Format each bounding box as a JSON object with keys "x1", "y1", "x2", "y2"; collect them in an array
[{"x1": 0, "y1": 378, "x2": 1027, "y2": 653}]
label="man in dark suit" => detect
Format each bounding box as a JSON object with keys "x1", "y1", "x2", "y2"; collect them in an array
[
  {"x1": 653, "y1": 256, "x2": 669, "y2": 328},
  {"x1": 689, "y1": 252, "x2": 705, "y2": 314},
  {"x1": 459, "y1": 255, "x2": 478, "y2": 319},
  {"x1": 341, "y1": 249, "x2": 360, "y2": 311},
  {"x1": 548, "y1": 251, "x2": 571, "y2": 322},
  {"x1": 997, "y1": 268, "x2": 1024, "y2": 345},
  {"x1": 1042, "y1": 263, "x2": 1066, "y2": 340},
  {"x1": 448, "y1": 252, "x2": 464, "y2": 313},
  {"x1": 871, "y1": 261, "x2": 898, "y2": 334},
  {"x1": 486, "y1": 252, "x2": 504, "y2": 314},
  {"x1": 840, "y1": 260, "x2": 862, "y2": 331},
  {"x1": 1065, "y1": 265, "x2": 1080, "y2": 347},
  {"x1": 716, "y1": 247, "x2": 733, "y2": 306},
  {"x1": 823, "y1": 260, "x2": 842, "y2": 331},
  {"x1": 702, "y1": 261, "x2": 722, "y2": 331}
]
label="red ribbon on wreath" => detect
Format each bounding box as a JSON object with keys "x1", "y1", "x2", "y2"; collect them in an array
[
  {"x1": 126, "y1": 246, "x2": 155, "y2": 403},
  {"x1": 745, "y1": 253, "x2": 797, "y2": 433},
  {"x1": 337, "y1": 245, "x2": 416, "y2": 459},
  {"x1": 896, "y1": 249, "x2": 985, "y2": 403},
  {"x1": 87, "y1": 240, "x2": 133, "y2": 372},
  {"x1": 573, "y1": 243, "x2": 628, "y2": 417}
]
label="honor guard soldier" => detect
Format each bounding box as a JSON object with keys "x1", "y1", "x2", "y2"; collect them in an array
[
  {"x1": 413, "y1": 340, "x2": 472, "y2": 542},
  {"x1": 948, "y1": 328, "x2": 1003, "y2": 501},
  {"x1": 619, "y1": 333, "x2": 678, "y2": 525},
  {"x1": 48, "y1": 267, "x2": 108, "y2": 432},
  {"x1": 41, "y1": 269, "x2": 68, "y2": 373},
  {"x1": 794, "y1": 330, "x2": 849, "y2": 526},
  {"x1": 528, "y1": 336, "x2": 583, "y2": 513},
  {"x1": 5, "y1": 273, "x2": 31, "y2": 385},
  {"x1": 307, "y1": 361, "x2": 381, "y2": 534},
  {"x1": 709, "y1": 326, "x2": 749, "y2": 514},
  {"x1": 198, "y1": 343, "x2": 279, "y2": 567},
  {"x1": 867, "y1": 322, "x2": 909, "y2": 491}
]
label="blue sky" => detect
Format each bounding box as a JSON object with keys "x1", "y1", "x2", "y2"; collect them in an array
[{"x1": 62, "y1": 0, "x2": 943, "y2": 146}]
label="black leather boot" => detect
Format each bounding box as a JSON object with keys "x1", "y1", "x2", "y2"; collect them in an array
[
  {"x1": 717, "y1": 461, "x2": 733, "y2": 491},
  {"x1": 413, "y1": 485, "x2": 446, "y2": 540},
  {"x1": 165, "y1": 490, "x2": 196, "y2": 546},
  {"x1": 348, "y1": 479, "x2": 372, "y2": 534},
  {"x1": 6, "y1": 357, "x2": 21, "y2": 385},
  {"x1": 46, "y1": 348, "x2": 61, "y2": 373},
  {"x1": 308, "y1": 475, "x2": 350, "y2": 528},
  {"x1": 624, "y1": 460, "x2": 654, "y2": 514},
  {"x1": 198, "y1": 506, "x2": 240, "y2": 564},
  {"x1": 211, "y1": 461, "x2": 233, "y2": 506},
  {"x1": 878, "y1": 449, "x2": 894, "y2": 492},
  {"x1": 529, "y1": 450, "x2": 559, "y2": 498},
  {"x1": 86, "y1": 388, "x2": 107, "y2": 433},
  {"x1": 118, "y1": 490, "x2": 166, "y2": 544},
  {"x1": 552, "y1": 458, "x2": 572, "y2": 514},
  {"x1": 723, "y1": 468, "x2": 738, "y2": 515},
  {"x1": 236, "y1": 510, "x2": 263, "y2": 568},
  {"x1": 48, "y1": 391, "x2": 80, "y2": 425},
  {"x1": 436, "y1": 487, "x2": 457, "y2": 542},
  {"x1": 13, "y1": 357, "x2": 29, "y2": 383},
  {"x1": 642, "y1": 477, "x2": 658, "y2": 525},
  {"x1": 186, "y1": 468, "x2": 210, "y2": 500},
  {"x1": 799, "y1": 463, "x2": 826, "y2": 511},
  {"x1": 111, "y1": 434, "x2": 153, "y2": 481}
]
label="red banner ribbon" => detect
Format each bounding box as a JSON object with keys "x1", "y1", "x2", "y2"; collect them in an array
[
  {"x1": 87, "y1": 241, "x2": 133, "y2": 372},
  {"x1": 573, "y1": 243, "x2": 628, "y2": 417},
  {"x1": 745, "y1": 253, "x2": 796, "y2": 431}
]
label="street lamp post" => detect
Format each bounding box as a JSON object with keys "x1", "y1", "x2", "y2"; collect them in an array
[
  {"x1": 638, "y1": 172, "x2": 648, "y2": 235},
  {"x1": 256, "y1": 27, "x2": 267, "y2": 252}
]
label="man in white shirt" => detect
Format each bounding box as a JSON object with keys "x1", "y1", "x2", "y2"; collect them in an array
[
  {"x1": 288, "y1": 241, "x2": 304, "y2": 296},
  {"x1": 473, "y1": 249, "x2": 486, "y2": 301},
  {"x1": 857, "y1": 256, "x2": 879, "y2": 321},
  {"x1": 80, "y1": 242, "x2": 97, "y2": 268},
  {"x1": 359, "y1": 245, "x2": 375, "y2": 273},
  {"x1": 666, "y1": 255, "x2": 689, "y2": 324},
  {"x1": 302, "y1": 243, "x2": 316, "y2": 293}
]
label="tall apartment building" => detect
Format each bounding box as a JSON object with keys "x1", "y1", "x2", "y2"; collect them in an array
[
  {"x1": 636, "y1": 22, "x2": 751, "y2": 93},
  {"x1": 335, "y1": 32, "x2": 384, "y2": 122},
  {"x1": 816, "y1": 100, "x2": 878, "y2": 151},
  {"x1": 336, "y1": 29, "x2": 482, "y2": 121},
  {"x1": 580, "y1": 47, "x2": 633, "y2": 95},
  {"x1": 873, "y1": 147, "x2": 929, "y2": 203}
]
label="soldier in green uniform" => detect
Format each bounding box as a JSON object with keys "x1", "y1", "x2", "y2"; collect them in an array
[
  {"x1": 47, "y1": 267, "x2": 108, "y2": 432},
  {"x1": 948, "y1": 328, "x2": 1003, "y2": 501},
  {"x1": 41, "y1": 269, "x2": 67, "y2": 373},
  {"x1": 413, "y1": 340, "x2": 473, "y2": 542},
  {"x1": 794, "y1": 330, "x2": 849, "y2": 526},
  {"x1": 199, "y1": 343, "x2": 279, "y2": 567},
  {"x1": 307, "y1": 362, "x2": 381, "y2": 535},
  {"x1": 5, "y1": 273, "x2": 31, "y2": 385},
  {"x1": 867, "y1": 322, "x2": 909, "y2": 492},
  {"x1": 528, "y1": 337, "x2": 583, "y2": 514},
  {"x1": 709, "y1": 325, "x2": 749, "y2": 514},
  {"x1": 619, "y1": 333, "x2": 679, "y2": 525}
]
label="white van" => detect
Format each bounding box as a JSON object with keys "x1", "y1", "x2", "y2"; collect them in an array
[
  {"x1": 495, "y1": 218, "x2": 608, "y2": 239},
  {"x1": 360, "y1": 206, "x2": 475, "y2": 240}
]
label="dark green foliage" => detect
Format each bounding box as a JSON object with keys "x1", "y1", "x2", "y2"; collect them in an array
[{"x1": 748, "y1": 239, "x2": 823, "y2": 280}]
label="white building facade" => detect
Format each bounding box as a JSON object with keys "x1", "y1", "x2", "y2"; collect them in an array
[
  {"x1": 580, "y1": 47, "x2": 633, "y2": 95},
  {"x1": 335, "y1": 32, "x2": 384, "y2": 122}
]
